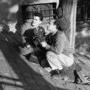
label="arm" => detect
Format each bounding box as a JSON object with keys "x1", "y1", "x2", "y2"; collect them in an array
[
  {"x1": 41, "y1": 32, "x2": 65, "y2": 54},
  {"x1": 51, "y1": 32, "x2": 65, "y2": 54},
  {"x1": 33, "y1": 26, "x2": 46, "y2": 47},
  {"x1": 55, "y1": 33, "x2": 65, "y2": 54}
]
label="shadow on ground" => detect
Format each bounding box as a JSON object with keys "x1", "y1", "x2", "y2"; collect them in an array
[{"x1": 0, "y1": 38, "x2": 68, "y2": 90}]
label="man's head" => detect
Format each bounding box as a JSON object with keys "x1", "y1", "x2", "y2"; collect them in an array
[
  {"x1": 45, "y1": 20, "x2": 63, "y2": 35},
  {"x1": 32, "y1": 12, "x2": 43, "y2": 28},
  {"x1": 45, "y1": 20, "x2": 58, "y2": 35}
]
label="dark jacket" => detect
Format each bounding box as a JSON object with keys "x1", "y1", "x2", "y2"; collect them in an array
[{"x1": 23, "y1": 26, "x2": 45, "y2": 47}]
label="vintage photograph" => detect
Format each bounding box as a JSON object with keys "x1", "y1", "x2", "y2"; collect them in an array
[{"x1": 0, "y1": 0, "x2": 90, "y2": 90}]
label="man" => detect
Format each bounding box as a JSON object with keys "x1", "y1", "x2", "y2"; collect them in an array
[
  {"x1": 41, "y1": 20, "x2": 74, "y2": 80},
  {"x1": 23, "y1": 12, "x2": 47, "y2": 66}
]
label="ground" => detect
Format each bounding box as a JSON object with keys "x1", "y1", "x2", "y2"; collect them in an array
[{"x1": 0, "y1": 30, "x2": 90, "y2": 90}]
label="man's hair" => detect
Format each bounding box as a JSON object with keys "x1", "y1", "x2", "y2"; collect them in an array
[
  {"x1": 54, "y1": 20, "x2": 63, "y2": 31},
  {"x1": 33, "y1": 12, "x2": 43, "y2": 21}
]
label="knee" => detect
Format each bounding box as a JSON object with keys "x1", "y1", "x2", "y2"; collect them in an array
[
  {"x1": 68, "y1": 54, "x2": 74, "y2": 66},
  {"x1": 46, "y1": 51, "x2": 56, "y2": 61}
]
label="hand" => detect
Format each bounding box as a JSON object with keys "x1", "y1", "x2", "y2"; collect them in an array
[{"x1": 41, "y1": 41, "x2": 48, "y2": 47}]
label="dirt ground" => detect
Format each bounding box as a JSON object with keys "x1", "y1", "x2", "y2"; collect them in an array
[{"x1": 0, "y1": 31, "x2": 90, "y2": 90}]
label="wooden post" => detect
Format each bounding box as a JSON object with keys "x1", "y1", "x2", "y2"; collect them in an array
[
  {"x1": 70, "y1": 0, "x2": 77, "y2": 51},
  {"x1": 57, "y1": 0, "x2": 77, "y2": 52}
]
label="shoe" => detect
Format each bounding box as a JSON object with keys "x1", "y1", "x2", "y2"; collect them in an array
[
  {"x1": 50, "y1": 69, "x2": 63, "y2": 79},
  {"x1": 50, "y1": 69, "x2": 60, "y2": 77}
]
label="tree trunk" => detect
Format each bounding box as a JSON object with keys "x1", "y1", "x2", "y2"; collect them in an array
[{"x1": 57, "y1": 0, "x2": 77, "y2": 51}]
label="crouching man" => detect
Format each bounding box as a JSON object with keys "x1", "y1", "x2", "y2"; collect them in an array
[{"x1": 41, "y1": 20, "x2": 74, "y2": 81}]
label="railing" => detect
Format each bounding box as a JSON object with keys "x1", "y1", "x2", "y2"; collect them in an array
[
  {"x1": 77, "y1": 5, "x2": 90, "y2": 22},
  {"x1": 21, "y1": 3, "x2": 56, "y2": 21}
]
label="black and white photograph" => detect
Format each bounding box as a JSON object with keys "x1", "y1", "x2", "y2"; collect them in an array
[{"x1": 0, "y1": 0, "x2": 90, "y2": 90}]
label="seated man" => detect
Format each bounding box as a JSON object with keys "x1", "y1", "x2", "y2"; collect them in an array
[
  {"x1": 41, "y1": 20, "x2": 74, "y2": 80},
  {"x1": 23, "y1": 12, "x2": 47, "y2": 66}
]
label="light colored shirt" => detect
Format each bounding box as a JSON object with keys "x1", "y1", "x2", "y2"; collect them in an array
[{"x1": 49, "y1": 31, "x2": 73, "y2": 55}]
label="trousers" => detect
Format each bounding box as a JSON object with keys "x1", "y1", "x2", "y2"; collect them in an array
[{"x1": 46, "y1": 51, "x2": 74, "y2": 70}]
